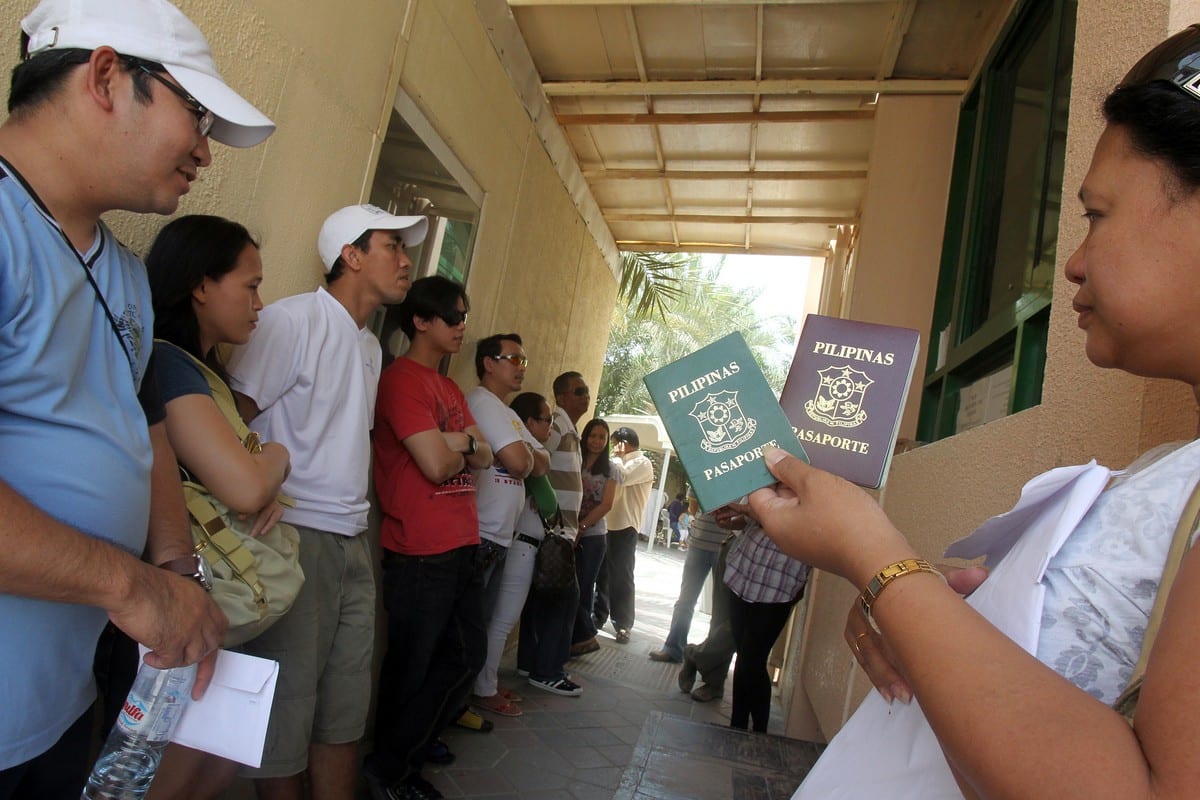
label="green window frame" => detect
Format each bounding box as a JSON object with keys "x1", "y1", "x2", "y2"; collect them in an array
[{"x1": 918, "y1": 0, "x2": 1076, "y2": 442}]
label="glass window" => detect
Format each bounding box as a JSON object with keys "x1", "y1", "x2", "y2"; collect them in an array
[{"x1": 918, "y1": 0, "x2": 1075, "y2": 442}]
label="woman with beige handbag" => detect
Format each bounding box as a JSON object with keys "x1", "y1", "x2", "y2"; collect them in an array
[{"x1": 141, "y1": 215, "x2": 301, "y2": 799}]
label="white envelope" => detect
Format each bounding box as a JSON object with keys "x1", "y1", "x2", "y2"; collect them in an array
[{"x1": 136, "y1": 647, "x2": 279, "y2": 768}]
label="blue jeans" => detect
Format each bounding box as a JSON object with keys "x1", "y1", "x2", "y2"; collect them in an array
[
  {"x1": 518, "y1": 574, "x2": 579, "y2": 682},
  {"x1": 571, "y1": 534, "x2": 607, "y2": 643},
  {"x1": 660, "y1": 545, "x2": 722, "y2": 660},
  {"x1": 369, "y1": 545, "x2": 487, "y2": 783}
]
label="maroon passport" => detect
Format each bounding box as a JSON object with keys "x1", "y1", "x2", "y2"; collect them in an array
[{"x1": 779, "y1": 315, "x2": 920, "y2": 489}]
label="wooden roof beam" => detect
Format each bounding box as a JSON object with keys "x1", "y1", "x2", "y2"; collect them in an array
[
  {"x1": 558, "y1": 109, "x2": 874, "y2": 125},
  {"x1": 607, "y1": 212, "x2": 853, "y2": 224},
  {"x1": 542, "y1": 78, "x2": 970, "y2": 97},
  {"x1": 583, "y1": 168, "x2": 867, "y2": 181},
  {"x1": 618, "y1": 241, "x2": 832, "y2": 258}
]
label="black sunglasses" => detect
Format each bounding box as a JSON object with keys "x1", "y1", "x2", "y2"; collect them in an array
[
  {"x1": 569, "y1": 386, "x2": 590, "y2": 397},
  {"x1": 437, "y1": 309, "x2": 468, "y2": 327},
  {"x1": 123, "y1": 57, "x2": 215, "y2": 136},
  {"x1": 1121, "y1": 24, "x2": 1200, "y2": 102}
]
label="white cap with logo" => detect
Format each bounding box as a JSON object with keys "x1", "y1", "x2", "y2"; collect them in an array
[
  {"x1": 21, "y1": 0, "x2": 275, "y2": 147},
  {"x1": 317, "y1": 204, "x2": 430, "y2": 272}
]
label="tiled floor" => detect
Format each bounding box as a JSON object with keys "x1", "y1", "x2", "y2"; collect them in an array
[
  {"x1": 615, "y1": 712, "x2": 823, "y2": 800},
  {"x1": 420, "y1": 545, "x2": 806, "y2": 800},
  {"x1": 224, "y1": 543, "x2": 815, "y2": 799}
]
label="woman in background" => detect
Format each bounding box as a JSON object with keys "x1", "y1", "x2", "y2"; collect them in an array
[
  {"x1": 514, "y1": 393, "x2": 583, "y2": 696},
  {"x1": 567, "y1": 418, "x2": 618, "y2": 658}
]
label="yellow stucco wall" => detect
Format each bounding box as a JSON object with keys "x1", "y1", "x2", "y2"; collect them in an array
[
  {"x1": 791, "y1": 0, "x2": 1200, "y2": 742},
  {"x1": 0, "y1": 0, "x2": 616, "y2": 398}
]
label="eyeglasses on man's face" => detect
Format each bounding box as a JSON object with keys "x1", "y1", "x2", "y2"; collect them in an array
[
  {"x1": 491, "y1": 354, "x2": 528, "y2": 368},
  {"x1": 569, "y1": 386, "x2": 590, "y2": 397},
  {"x1": 437, "y1": 309, "x2": 468, "y2": 327},
  {"x1": 125, "y1": 58, "x2": 215, "y2": 137}
]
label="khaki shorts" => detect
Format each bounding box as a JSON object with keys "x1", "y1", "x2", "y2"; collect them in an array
[{"x1": 237, "y1": 526, "x2": 375, "y2": 778}]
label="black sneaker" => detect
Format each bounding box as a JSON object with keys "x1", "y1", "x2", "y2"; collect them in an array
[
  {"x1": 365, "y1": 765, "x2": 444, "y2": 800},
  {"x1": 404, "y1": 775, "x2": 444, "y2": 800},
  {"x1": 528, "y1": 676, "x2": 583, "y2": 696}
]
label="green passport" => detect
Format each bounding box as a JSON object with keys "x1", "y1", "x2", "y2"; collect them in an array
[{"x1": 643, "y1": 332, "x2": 809, "y2": 512}]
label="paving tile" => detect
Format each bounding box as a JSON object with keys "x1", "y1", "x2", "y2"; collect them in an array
[
  {"x1": 522, "y1": 791, "x2": 575, "y2": 800},
  {"x1": 572, "y1": 764, "x2": 625, "y2": 790},
  {"x1": 444, "y1": 768, "x2": 517, "y2": 798},
  {"x1": 548, "y1": 744, "x2": 611, "y2": 769},
  {"x1": 572, "y1": 727, "x2": 623, "y2": 748},
  {"x1": 567, "y1": 782, "x2": 616, "y2": 800},
  {"x1": 494, "y1": 727, "x2": 543, "y2": 749},
  {"x1": 559, "y1": 710, "x2": 629, "y2": 729},
  {"x1": 609, "y1": 724, "x2": 647, "y2": 745},
  {"x1": 594, "y1": 743, "x2": 634, "y2": 766},
  {"x1": 514, "y1": 710, "x2": 565, "y2": 729},
  {"x1": 532, "y1": 726, "x2": 589, "y2": 748}
]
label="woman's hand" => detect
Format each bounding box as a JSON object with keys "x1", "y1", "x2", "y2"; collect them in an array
[
  {"x1": 749, "y1": 447, "x2": 913, "y2": 586},
  {"x1": 845, "y1": 564, "x2": 989, "y2": 704},
  {"x1": 243, "y1": 498, "x2": 285, "y2": 538}
]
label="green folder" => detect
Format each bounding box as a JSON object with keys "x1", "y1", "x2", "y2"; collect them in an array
[{"x1": 643, "y1": 331, "x2": 808, "y2": 512}]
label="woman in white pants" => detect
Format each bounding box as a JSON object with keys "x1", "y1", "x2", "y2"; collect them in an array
[{"x1": 473, "y1": 392, "x2": 556, "y2": 712}]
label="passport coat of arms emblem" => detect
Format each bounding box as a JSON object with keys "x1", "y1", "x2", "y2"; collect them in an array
[
  {"x1": 690, "y1": 390, "x2": 757, "y2": 453},
  {"x1": 805, "y1": 365, "x2": 873, "y2": 428}
]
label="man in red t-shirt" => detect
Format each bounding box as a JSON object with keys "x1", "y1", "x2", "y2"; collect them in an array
[{"x1": 365, "y1": 276, "x2": 494, "y2": 800}]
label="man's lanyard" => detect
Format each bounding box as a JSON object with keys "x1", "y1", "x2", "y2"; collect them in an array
[{"x1": 0, "y1": 155, "x2": 139, "y2": 386}]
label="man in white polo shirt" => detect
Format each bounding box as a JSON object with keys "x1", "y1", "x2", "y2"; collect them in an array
[{"x1": 227, "y1": 204, "x2": 427, "y2": 800}]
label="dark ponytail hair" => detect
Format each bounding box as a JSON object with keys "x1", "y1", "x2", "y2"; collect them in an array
[{"x1": 146, "y1": 215, "x2": 258, "y2": 375}]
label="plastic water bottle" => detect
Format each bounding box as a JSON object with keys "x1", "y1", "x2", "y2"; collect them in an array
[{"x1": 81, "y1": 661, "x2": 197, "y2": 799}]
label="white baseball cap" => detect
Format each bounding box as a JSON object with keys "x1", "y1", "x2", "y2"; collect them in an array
[
  {"x1": 21, "y1": 0, "x2": 275, "y2": 147},
  {"x1": 317, "y1": 204, "x2": 430, "y2": 271}
]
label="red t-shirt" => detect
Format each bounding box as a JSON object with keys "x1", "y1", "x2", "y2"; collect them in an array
[{"x1": 373, "y1": 356, "x2": 479, "y2": 555}]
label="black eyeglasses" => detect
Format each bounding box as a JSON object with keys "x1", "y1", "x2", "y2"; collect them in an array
[
  {"x1": 491, "y1": 354, "x2": 528, "y2": 367},
  {"x1": 533, "y1": 416, "x2": 552, "y2": 423},
  {"x1": 126, "y1": 58, "x2": 215, "y2": 137},
  {"x1": 569, "y1": 386, "x2": 590, "y2": 397},
  {"x1": 437, "y1": 309, "x2": 468, "y2": 327},
  {"x1": 1121, "y1": 24, "x2": 1200, "y2": 102}
]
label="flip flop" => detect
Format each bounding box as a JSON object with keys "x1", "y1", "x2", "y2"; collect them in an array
[
  {"x1": 476, "y1": 694, "x2": 523, "y2": 717},
  {"x1": 453, "y1": 708, "x2": 495, "y2": 732}
]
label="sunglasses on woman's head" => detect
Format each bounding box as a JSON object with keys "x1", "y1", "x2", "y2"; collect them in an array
[{"x1": 1121, "y1": 24, "x2": 1200, "y2": 101}]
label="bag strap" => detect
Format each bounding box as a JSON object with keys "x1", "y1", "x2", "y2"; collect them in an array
[
  {"x1": 156, "y1": 340, "x2": 293, "y2": 506},
  {"x1": 1112, "y1": 471, "x2": 1200, "y2": 719},
  {"x1": 183, "y1": 482, "x2": 268, "y2": 610}
]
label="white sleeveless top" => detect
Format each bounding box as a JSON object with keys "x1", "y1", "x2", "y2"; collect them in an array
[{"x1": 1037, "y1": 438, "x2": 1200, "y2": 703}]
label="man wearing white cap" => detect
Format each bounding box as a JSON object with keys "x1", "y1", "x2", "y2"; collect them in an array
[
  {"x1": 226, "y1": 204, "x2": 427, "y2": 800},
  {"x1": 0, "y1": 0, "x2": 273, "y2": 796}
]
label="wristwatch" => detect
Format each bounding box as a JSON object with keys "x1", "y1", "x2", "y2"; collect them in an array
[
  {"x1": 161, "y1": 554, "x2": 214, "y2": 592},
  {"x1": 464, "y1": 433, "x2": 478, "y2": 457}
]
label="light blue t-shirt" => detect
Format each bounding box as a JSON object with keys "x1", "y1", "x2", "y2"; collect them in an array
[{"x1": 0, "y1": 164, "x2": 154, "y2": 769}]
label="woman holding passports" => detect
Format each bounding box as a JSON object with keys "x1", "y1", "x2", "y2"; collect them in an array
[{"x1": 751, "y1": 26, "x2": 1200, "y2": 800}]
